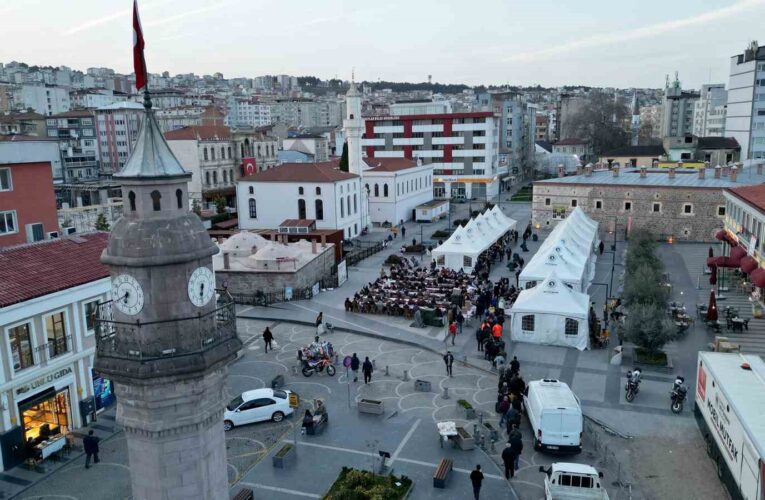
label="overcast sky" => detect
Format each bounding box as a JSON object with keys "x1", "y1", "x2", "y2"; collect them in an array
[{"x1": 1, "y1": 0, "x2": 764, "y2": 89}]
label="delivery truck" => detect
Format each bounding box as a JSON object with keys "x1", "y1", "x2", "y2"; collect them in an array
[{"x1": 695, "y1": 352, "x2": 765, "y2": 500}]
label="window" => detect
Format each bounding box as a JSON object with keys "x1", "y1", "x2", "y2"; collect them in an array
[
  {"x1": 84, "y1": 300, "x2": 99, "y2": 334},
  {"x1": 316, "y1": 187, "x2": 321, "y2": 195},
  {"x1": 565, "y1": 318, "x2": 579, "y2": 336},
  {"x1": 340, "y1": 197, "x2": 345, "y2": 218},
  {"x1": 652, "y1": 202, "x2": 661, "y2": 213},
  {"x1": 624, "y1": 201, "x2": 632, "y2": 211},
  {"x1": 0, "y1": 210, "x2": 18, "y2": 235},
  {"x1": 683, "y1": 203, "x2": 693, "y2": 214},
  {"x1": 204, "y1": 148, "x2": 208, "y2": 161},
  {"x1": 151, "y1": 190, "x2": 162, "y2": 211},
  {"x1": 128, "y1": 191, "x2": 136, "y2": 211},
  {"x1": 206, "y1": 172, "x2": 211, "y2": 186},
  {"x1": 545, "y1": 198, "x2": 551, "y2": 206},
  {"x1": 223, "y1": 170, "x2": 228, "y2": 183},
  {"x1": 0, "y1": 168, "x2": 11, "y2": 191},
  {"x1": 45, "y1": 311, "x2": 68, "y2": 359},
  {"x1": 353, "y1": 194, "x2": 357, "y2": 213},
  {"x1": 249, "y1": 186, "x2": 254, "y2": 195},
  {"x1": 717, "y1": 206, "x2": 726, "y2": 217},
  {"x1": 463, "y1": 255, "x2": 473, "y2": 267},
  {"x1": 347, "y1": 195, "x2": 352, "y2": 215},
  {"x1": 211, "y1": 148, "x2": 216, "y2": 160},
  {"x1": 384, "y1": 184, "x2": 389, "y2": 197},
  {"x1": 228, "y1": 146, "x2": 232, "y2": 159},
  {"x1": 298, "y1": 199, "x2": 306, "y2": 219},
  {"x1": 315, "y1": 199, "x2": 323, "y2": 220},
  {"x1": 249, "y1": 198, "x2": 257, "y2": 218},
  {"x1": 521, "y1": 315, "x2": 535, "y2": 331},
  {"x1": 8, "y1": 322, "x2": 34, "y2": 371},
  {"x1": 595, "y1": 200, "x2": 603, "y2": 210},
  {"x1": 298, "y1": 186, "x2": 304, "y2": 195},
  {"x1": 374, "y1": 184, "x2": 379, "y2": 197},
  {"x1": 571, "y1": 199, "x2": 577, "y2": 207},
  {"x1": 26, "y1": 223, "x2": 44, "y2": 243},
  {"x1": 213, "y1": 171, "x2": 217, "y2": 184}
]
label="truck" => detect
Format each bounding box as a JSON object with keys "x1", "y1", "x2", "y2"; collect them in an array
[
  {"x1": 695, "y1": 352, "x2": 765, "y2": 500},
  {"x1": 538, "y1": 463, "x2": 609, "y2": 499}
]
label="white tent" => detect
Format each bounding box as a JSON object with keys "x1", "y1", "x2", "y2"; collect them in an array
[
  {"x1": 519, "y1": 244, "x2": 589, "y2": 291},
  {"x1": 509, "y1": 271, "x2": 590, "y2": 350},
  {"x1": 432, "y1": 208, "x2": 517, "y2": 272}
]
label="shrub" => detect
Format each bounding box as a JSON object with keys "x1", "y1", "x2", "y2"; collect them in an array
[
  {"x1": 453, "y1": 219, "x2": 468, "y2": 227},
  {"x1": 431, "y1": 230, "x2": 451, "y2": 238},
  {"x1": 384, "y1": 255, "x2": 403, "y2": 265},
  {"x1": 457, "y1": 399, "x2": 473, "y2": 409}
]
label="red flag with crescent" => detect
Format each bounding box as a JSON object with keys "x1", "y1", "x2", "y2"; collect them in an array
[{"x1": 133, "y1": 0, "x2": 147, "y2": 91}]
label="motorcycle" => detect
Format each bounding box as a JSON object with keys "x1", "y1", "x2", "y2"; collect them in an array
[
  {"x1": 625, "y1": 368, "x2": 642, "y2": 402},
  {"x1": 670, "y1": 376, "x2": 687, "y2": 413},
  {"x1": 302, "y1": 356, "x2": 336, "y2": 377}
]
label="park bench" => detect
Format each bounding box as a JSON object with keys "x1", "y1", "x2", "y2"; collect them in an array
[
  {"x1": 232, "y1": 488, "x2": 254, "y2": 500},
  {"x1": 432, "y1": 458, "x2": 453, "y2": 488}
]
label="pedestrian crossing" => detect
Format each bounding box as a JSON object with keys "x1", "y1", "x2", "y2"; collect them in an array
[{"x1": 676, "y1": 243, "x2": 765, "y2": 357}]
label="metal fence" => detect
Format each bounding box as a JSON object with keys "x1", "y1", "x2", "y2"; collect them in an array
[
  {"x1": 584, "y1": 419, "x2": 634, "y2": 499},
  {"x1": 346, "y1": 241, "x2": 384, "y2": 266}
]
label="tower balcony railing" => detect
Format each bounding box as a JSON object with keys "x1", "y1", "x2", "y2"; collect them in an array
[{"x1": 95, "y1": 290, "x2": 238, "y2": 362}]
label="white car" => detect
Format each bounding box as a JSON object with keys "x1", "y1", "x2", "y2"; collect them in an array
[{"x1": 223, "y1": 388, "x2": 295, "y2": 431}]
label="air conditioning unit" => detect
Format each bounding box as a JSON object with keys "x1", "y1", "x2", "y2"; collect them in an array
[
  {"x1": 64, "y1": 227, "x2": 77, "y2": 235},
  {"x1": 47, "y1": 231, "x2": 59, "y2": 239}
]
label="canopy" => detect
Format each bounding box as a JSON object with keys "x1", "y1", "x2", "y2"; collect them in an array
[
  {"x1": 509, "y1": 271, "x2": 590, "y2": 350},
  {"x1": 752, "y1": 268, "x2": 765, "y2": 288},
  {"x1": 741, "y1": 256, "x2": 758, "y2": 274},
  {"x1": 431, "y1": 208, "x2": 517, "y2": 271}
]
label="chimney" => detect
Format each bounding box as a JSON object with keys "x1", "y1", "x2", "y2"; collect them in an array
[
  {"x1": 758, "y1": 162, "x2": 764, "y2": 175},
  {"x1": 698, "y1": 166, "x2": 705, "y2": 180},
  {"x1": 557, "y1": 164, "x2": 565, "y2": 178},
  {"x1": 321, "y1": 234, "x2": 327, "y2": 247},
  {"x1": 576, "y1": 164, "x2": 583, "y2": 175},
  {"x1": 723, "y1": 164, "x2": 730, "y2": 177},
  {"x1": 223, "y1": 252, "x2": 230, "y2": 270},
  {"x1": 714, "y1": 165, "x2": 722, "y2": 178},
  {"x1": 668, "y1": 167, "x2": 676, "y2": 179},
  {"x1": 639, "y1": 166, "x2": 647, "y2": 178},
  {"x1": 311, "y1": 239, "x2": 317, "y2": 254},
  {"x1": 585, "y1": 164, "x2": 593, "y2": 176},
  {"x1": 612, "y1": 165, "x2": 620, "y2": 177},
  {"x1": 731, "y1": 165, "x2": 738, "y2": 182}
]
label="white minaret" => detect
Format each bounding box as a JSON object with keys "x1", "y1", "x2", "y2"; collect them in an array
[{"x1": 344, "y1": 80, "x2": 364, "y2": 176}]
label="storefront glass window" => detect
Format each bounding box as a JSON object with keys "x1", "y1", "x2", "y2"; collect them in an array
[
  {"x1": 9, "y1": 323, "x2": 34, "y2": 371},
  {"x1": 45, "y1": 312, "x2": 69, "y2": 359},
  {"x1": 21, "y1": 390, "x2": 70, "y2": 442}
]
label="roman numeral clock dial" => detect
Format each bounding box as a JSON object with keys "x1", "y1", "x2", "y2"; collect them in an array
[
  {"x1": 188, "y1": 266, "x2": 216, "y2": 307},
  {"x1": 111, "y1": 274, "x2": 145, "y2": 316}
]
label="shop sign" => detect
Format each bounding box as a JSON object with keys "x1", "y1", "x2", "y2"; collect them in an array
[{"x1": 15, "y1": 367, "x2": 73, "y2": 396}]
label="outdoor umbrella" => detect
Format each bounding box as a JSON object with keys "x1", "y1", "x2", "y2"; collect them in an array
[
  {"x1": 706, "y1": 291, "x2": 718, "y2": 322},
  {"x1": 708, "y1": 247, "x2": 714, "y2": 259},
  {"x1": 710, "y1": 265, "x2": 717, "y2": 285}
]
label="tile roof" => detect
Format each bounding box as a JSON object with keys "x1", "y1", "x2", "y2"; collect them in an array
[
  {"x1": 164, "y1": 125, "x2": 232, "y2": 141},
  {"x1": 365, "y1": 157, "x2": 419, "y2": 172},
  {"x1": 601, "y1": 145, "x2": 665, "y2": 157},
  {"x1": 49, "y1": 109, "x2": 95, "y2": 118},
  {"x1": 239, "y1": 160, "x2": 358, "y2": 183},
  {"x1": 555, "y1": 138, "x2": 587, "y2": 146},
  {"x1": 698, "y1": 136, "x2": 740, "y2": 150},
  {"x1": 0, "y1": 232, "x2": 110, "y2": 307},
  {"x1": 727, "y1": 184, "x2": 765, "y2": 213}
]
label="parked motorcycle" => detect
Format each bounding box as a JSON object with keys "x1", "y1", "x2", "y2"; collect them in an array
[
  {"x1": 302, "y1": 357, "x2": 336, "y2": 377},
  {"x1": 670, "y1": 376, "x2": 687, "y2": 413},
  {"x1": 625, "y1": 368, "x2": 642, "y2": 402}
]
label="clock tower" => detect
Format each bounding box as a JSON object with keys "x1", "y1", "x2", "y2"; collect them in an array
[{"x1": 94, "y1": 92, "x2": 242, "y2": 499}]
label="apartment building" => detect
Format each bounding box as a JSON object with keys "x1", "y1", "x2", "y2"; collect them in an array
[
  {"x1": 0, "y1": 160, "x2": 60, "y2": 247},
  {"x1": 45, "y1": 110, "x2": 99, "y2": 182},
  {"x1": 226, "y1": 98, "x2": 272, "y2": 128},
  {"x1": 660, "y1": 75, "x2": 699, "y2": 138},
  {"x1": 725, "y1": 41, "x2": 765, "y2": 160},
  {"x1": 94, "y1": 102, "x2": 144, "y2": 176},
  {"x1": 15, "y1": 85, "x2": 70, "y2": 116},
  {"x1": 692, "y1": 84, "x2": 727, "y2": 137}
]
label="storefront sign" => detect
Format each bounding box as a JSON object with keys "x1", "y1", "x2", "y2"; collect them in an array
[{"x1": 15, "y1": 367, "x2": 73, "y2": 396}]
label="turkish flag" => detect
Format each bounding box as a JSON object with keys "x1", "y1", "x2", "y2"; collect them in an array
[{"x1": 133, "y1": 0, "x2": 147, "y2": 91}]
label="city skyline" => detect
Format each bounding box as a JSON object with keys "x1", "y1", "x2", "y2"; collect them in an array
[{"x1": 1, "y1": 0, "x2": 764, "y2": 88}]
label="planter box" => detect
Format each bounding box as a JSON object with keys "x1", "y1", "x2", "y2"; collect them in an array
[
  {"x1": 272, "y1": 444, "x2": 295, "y2": 468},
  {"x1": 358, "y1": 399, "x2": 384, "y2": 415},
  {"x1": 455, "y1": 426, "x2": 475, "y2": 450},
  {"x1": 414, "y1": 379, "x2": 431, "y2": 392}
]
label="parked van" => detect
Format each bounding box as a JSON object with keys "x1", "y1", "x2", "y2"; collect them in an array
[
  {"x1": 539, "y1": 463, "x2": 609, "y2": 499},
  {"x1": 524, "y1": 379, "x2": 583, "y2": 452}
]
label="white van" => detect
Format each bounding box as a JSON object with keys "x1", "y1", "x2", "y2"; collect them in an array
[
  {"x1": 524, "y1": 379, "x2": 583, "y2": 453},
  {"x1": 539, "y1": 463, "x2": 609, "y2": 499}
]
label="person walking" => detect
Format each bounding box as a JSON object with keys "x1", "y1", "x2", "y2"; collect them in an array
[
  {"x1": 492, "y1": 322, "x2": 503, "y2": 339},
  {"x1": 599, "y1": 240, "x2": 605, "y2": 255},
  {"x1": 509, "y1": 431, "x2": 524, "y2": 475},
  {"x1": 263, "y1": 327, "x2": 274, "y2": 353},
  {"x1": 475, "y1": 327, "x2": 484, "y2": 352},
  {"x1": 456, "y1": 310, "x2": 464, "y2": 334},
  {"x1": 350, "y1": 353, "x2": 360, "y2": 382},
  {"x1": 497, "y1": 396, "x2": 510, "y2": 426},
  {"x1": 83, "y1": 430, "x2": 100, "y2": 469},
  {"x1": 362, "y1": 356, "x2": 374, "y2": 384},
  {"x1": 443, "y1": 351, "x2": 454, "y2": 377},
  {"x1": 509, "y1": 355, "x2": 520, "y2": 375},
  {"x1": 514, "y1": 269, "x2": 521, "y2": 286},
  {"x1": 447, "y1": 321, "x2": 457, "y2": 345},
  {"x1": 501, "y1": 442, "x2": 514, "y2": 480},
  {"x1": 401, "y1": 226, "x2": 406, "y2": 239},
  {"x1": 315, "y1": 312, "x2": 324, "y2": 335},
  {"x1": 470, "y1": 464, "x2": 484, "y2": 500}
]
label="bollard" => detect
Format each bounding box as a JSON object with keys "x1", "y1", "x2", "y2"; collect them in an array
[
  {"x1": 334, "y1": 353, "x2": 338, "y2": 364},
  {"x1": 402, "y1": 369, "x2": 409, "y2": 381},
  {"x1": 372, "y1": 359, "x2": 376, "y2": 369},
  {"x1": 385, "y1": 365, "x2": 390, "y2": 376},
  {"x1": 473, "y1": 423, "x2": 478, "y2": 436},
  {"x1": 292, "y1": 365, "x2": 298, "y2": 376},
  {"x1": 478, "y1": 412, "x2": 484, "y2": 425},
  {"x1": 442, "y1": 387, "x2": 450, "y2": 399}
]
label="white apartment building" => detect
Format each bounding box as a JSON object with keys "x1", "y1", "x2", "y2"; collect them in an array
[
  {"x1": 70, "y1": 90, "x2": 125, "y2": 110},
  {"x1": 226, "y1": 98, "x2": 272, "y2": 128},
  {"x1": 692, "y1": 84, "x2": 727, "y2": 137},
  {"x1": 16, "y1": 86, "x2": 70, "y2": 116},
  {"x1": 94, "y1": 102, "x2": 144, "y2": 176},
  {"x1": 726, "y1": 41, "x2": 765, "y2": 160}
]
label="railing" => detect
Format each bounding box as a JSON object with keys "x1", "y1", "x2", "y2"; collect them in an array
[
  {"x1": 34, "y1": 336, "x2": 72, "y2": 361},
  {"x1": 95, "y1": 290, "x2": 238, "y2": 362},
  {"x1": 346, "y1": 241, "x2": 384, "y2": 266}
]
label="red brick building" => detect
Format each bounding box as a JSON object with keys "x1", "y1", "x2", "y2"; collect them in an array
[{"x1": 0, "y1": 162, "x2": 60, "y2": 247}]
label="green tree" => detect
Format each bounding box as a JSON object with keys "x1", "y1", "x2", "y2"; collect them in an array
[
  {"x1": 622, "y1": 264, "x2": 666, "y2": 307},
  {"x1": 214, "y1": 196, "x2": 227, "y2": 215},
  {"x1": 94, "y1": 213, "x2": 110, "y2": 231},
  {"x1": 622, "y1": 303, "x2": 678, "y2": 355},
  {"x1": 565, "y1": 90, "x2": 630, "y2": 155},
  {"x1": 339, "y1": 142, "x2": 349, "y2": 172}
]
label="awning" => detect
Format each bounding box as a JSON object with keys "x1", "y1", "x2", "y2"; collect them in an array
[
  {"x1": 709, "y1": 255, "x2": 740, "y2": 268},
  {"x1": 715, "y1": 229, "x2": 738, "y2": 246},
  {"x1": 751, "y1": 268, "x2": 765, "y2": 288},
  {"x1": 741, "y1": 255, "x2": 758, "y2": 274},
  {"x1": 730, "y1": 246, "x2": 747, "y2": 265}
]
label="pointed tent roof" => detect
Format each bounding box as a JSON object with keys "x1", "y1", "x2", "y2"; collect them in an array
[
  {"x1": 115, "y1": 98, "x2": 189, "y2": 179},
  {"x1": 510, "y1": 270, "x2": 589, "y2": 319}
]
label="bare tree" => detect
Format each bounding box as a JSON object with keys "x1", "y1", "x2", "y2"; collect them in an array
[{"x1": 566, "y1": 91, "x2": 630, "y2": 155}]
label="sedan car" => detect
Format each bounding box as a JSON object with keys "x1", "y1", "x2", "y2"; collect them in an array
[{"x1": 223, "y1": 388, "x2": 295, "y2": 431}]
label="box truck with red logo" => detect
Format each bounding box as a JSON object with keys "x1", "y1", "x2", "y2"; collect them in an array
[{"x1": 695, "y1": 352, "x2": 765, "y2": 500}]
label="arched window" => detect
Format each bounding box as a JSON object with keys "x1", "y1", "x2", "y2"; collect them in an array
[
  {"x1": 176, "y1": 189, "x2": 183, "y2": 209},
  {"x1": 128, "y1": 191, "x2": 136, "y2": 211},
  {"x1": 298, "y1": 199, "x2": 306, "y2": 219},
  {"x1": 151, "y1": 190, "x2": 161, "y2": 211},
  {"x1": 211, "y1": 148, "x2": 216, "y2": 160},
  {"x1": 316, "y1": 187, "x2": 321, "y2": 195},
  {"x1": 315, "y1": 199, "x2": 324, "y2": 220},
  {"x1": 347, "y1": 195, "x2": 351, "y2": 215},
  {"x1": 212, "y1": 171, "x2": 218, "y2": 184},
  {"x1": 257, "y1": 145, "x2": 262, "y2": 156},
  {"x1": 228, "y1": 146, "x2": 232, "y2": 159},
  {"x1": 340, "y1": 197, "x2": 345, "y2": 218},
  {"x1": 223, "y1": 170, "x2": 228, "y2": 183},
  {"x1": 249, "y1": 186, "x2": 254, "y2": 194},
  {"x1": 298, "y1": 186, "x2": 304, "y2": 195},
  {"x1": 203, "y1": 148, "x2": 208, "y2": 161},
  {"x1": 221, "y1": 147, "x2": 225, "y2": 159},
  {"x1": 353, "y1": 194, "x2": 357, "y2": 213},
  {"x1": 374, "y1": 184, "x2": 379, "y2": 197},
  {"x1": 240, "y1": 143, "x2": 245, "y2": 157},
  {"x1": 206, "y1": 171, "x2": 210, "y2": 185},
  {"x1": 383, "y1": 184, "x2": 389, "y2": 197},
  {"x1": 249, "y1": 198, "x2": 257, "y2": 218},
  {"x1": 229, "y1": 169, "x2": 234, "y2": 183}
]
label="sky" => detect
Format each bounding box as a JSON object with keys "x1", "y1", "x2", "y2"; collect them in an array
[{"x1": 1, "y1": 0, "x2": 764, "y2": 89}]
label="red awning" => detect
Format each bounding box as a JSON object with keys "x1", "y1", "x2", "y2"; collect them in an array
[
  {"x1": 741, "y1": 255, "x2": 758, "y2": 274},
  {"x1": 710, "y1": 255, "x2": 739, "y2": 268},
  {"x1": 730, "y1": 246, "x2": 747, "y2": 265},
  {"x1": 751, "y1": 268, "x2": 765, "y2": 288},
  {"x1": 715, "y1": 229, "x2": 738, "y2": 246}
]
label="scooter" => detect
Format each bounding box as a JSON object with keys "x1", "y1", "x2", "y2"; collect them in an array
[
  {"x1": 670, "y1": 376, "x2": 687, "y2": 414},
  {"x1": 625, "y1": 368, "x2": 642, "y2": 402}
]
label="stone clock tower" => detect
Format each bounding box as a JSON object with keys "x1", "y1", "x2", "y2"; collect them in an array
[{"x1": 95, "y1": 93, "x2": 242, "y2": 499}]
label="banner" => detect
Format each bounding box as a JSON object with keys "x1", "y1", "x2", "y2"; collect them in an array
[{"x1": 242, "y1": 157, "x2": 257, "y2": 176}]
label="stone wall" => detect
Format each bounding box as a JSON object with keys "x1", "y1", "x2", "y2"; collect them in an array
[
  {"x1": 216, "y1": 246, "x2": 335, "y2": 296},
  {"x1": 532, "y1": 183, "x2": 726, "y2": 242}
]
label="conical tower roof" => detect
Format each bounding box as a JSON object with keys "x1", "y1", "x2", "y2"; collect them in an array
[{"x1": 346, "y1": 81, "x2": 361, "y2": 98}]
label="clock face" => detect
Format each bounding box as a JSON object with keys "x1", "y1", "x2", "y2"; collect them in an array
[
  {"x1": 111, "y1": 274, "x2": 144, "y2": 316},
  {"x1": 188, "y1": 266, "x2": 216, "y2": 307}
]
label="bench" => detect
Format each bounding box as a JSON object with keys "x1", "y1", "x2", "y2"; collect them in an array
[
  {"x1": 306, "y1": 415, "x2": 328, "y2": 436},
  {"x1": 432, "y1": 458, "x2": 453, "y2": 488},
  {"x1": 232, "y1": 488, "x2": 254, "y2": 500},
  {"x1": 271, "y1": 374, "x2": 284, "y2": 389}
]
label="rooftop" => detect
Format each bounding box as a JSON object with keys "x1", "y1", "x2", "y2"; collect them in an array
[
  {"x1": 555, "y1": 138, "x2": 588, "y2": 146},
  {"x1": 727, "y1": 184, "x2": 765, "y2": 213},
  {"x1": 365, "y1": 157, "x2": 419, "y2": 172},
  {"x1": 240, "y1": 159, "x2": 358, "y2": 183},
  {"x1": 165, "y1": 125, "x2": 232, "y2": 141},
  {"x1": 365, "y1": 111, "x2": 493, "y2": 121},
  {"x1": 601, "y1": 145, "x2": 665, "y2": 157},
  {"x1": 48, "y1": 109, "x2": 94, "y2": 119},
  {"x1": 96, "y1": 101, "x2": 145, "y2": 111},
  {"x1": 697, "y1": 136, "x2": 740, "y2": 150},
  {"x1": 0, "y1": 233, "x2": 109, "y2": 308}
]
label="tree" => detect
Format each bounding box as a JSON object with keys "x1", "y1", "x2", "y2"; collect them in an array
[
  {"x1": 622, "y1": 264, "x2": 666, "y2": 307},
  {"x1": 94, "y1": 213, "x2": 110, "y2": 231},
  {"x1": 338, "y1": 142, "x2": 349, "y2": 172},
  {"x1": 192, "y1": 199, "x2": 202, "y2": 216},
  {"x1": 622, "y1": 303, "x2": 678, "y2": 355},
  {"x1": 565, "y1": 90, "x2": 630, "y2": 155},
  {"x1": 214, "y1": 196, "x2": 226, "y2": 215}
]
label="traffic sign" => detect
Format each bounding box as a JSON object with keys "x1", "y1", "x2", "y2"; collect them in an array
[{"x1": 343, "y1": 356, "x2": 352, "y2": 368}]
